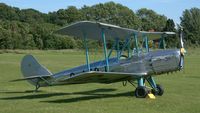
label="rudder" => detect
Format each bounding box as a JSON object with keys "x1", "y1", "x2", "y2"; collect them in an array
[{"x1": 21, "y1": 55, "x2": 52, "y2": 86}]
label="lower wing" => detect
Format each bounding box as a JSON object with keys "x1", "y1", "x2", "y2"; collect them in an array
[{"x1": 57, "y1": 71, "x2": 147, "y2": 84}]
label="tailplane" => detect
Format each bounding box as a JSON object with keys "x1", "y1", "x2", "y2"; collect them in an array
[{"x1": 20, "y1": 55, "x2": 52, "y2": 86}]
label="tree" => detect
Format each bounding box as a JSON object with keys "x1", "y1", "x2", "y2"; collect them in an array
[
  {"x1": 80, "y1": 2, "x2": 141, "y2": 29},
  {"x1": 0, "y1": 3, "x2": 20, "y2": 21},
  {"x1": 180, "y1": 7, "x2": 200, "y2": 47},
  {"x1": 0, "y1": 27, "x2": 13, "y2": 49},
  {"x1": 48, "y1": 6, "x2": 82, "y2": 26},
  {"x1": 2, "y1": 2, "x2": 199, "y2": 50},
  {"x1": 52, "y1": 9, "x2": 68, "y2": 26},
  {"x1": 65, "y1": 6, "x2": 82, "y2": 23},
  {"x1": 163, "y1": 19, "x2": 178, "y2": 48},
  {"x1": 136, "y1": 8, "x2": 167, "y2": 31},
  {"x1": 19, "y1": 9, "x2": 47, "y2": 23}
]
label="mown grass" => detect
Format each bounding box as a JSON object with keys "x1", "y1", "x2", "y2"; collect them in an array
[{"x1": 0, "y1": 48, "x2": 200, "y2": 113}]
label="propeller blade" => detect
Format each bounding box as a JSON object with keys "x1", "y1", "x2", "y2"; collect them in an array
[
  {"x1": 180, "y1": 27, "x2": 184, "y2": 48},
  {"x1": 180, "y1": 28, "x2": 186, "y2": 55},
  {"x1": 179, "y1": 27, "x2": 186, "y2": 70},
  {"x1": 179, "y1": 55, "x2": 184, "y2": 69}
]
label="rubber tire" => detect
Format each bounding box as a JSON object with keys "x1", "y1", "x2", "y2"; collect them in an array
[
  {"x1": 152, "y1": 84, "x2": 164, "y2": 96},
  {"x1": 70, "y1": 73, "x2": 75, "y2": 77},
  {"x1": 94, "y1": 68, "x2": 99, "y2": 71},
  {"x1": 135, "y1": 86, "x2": 148, "y2": 98}
]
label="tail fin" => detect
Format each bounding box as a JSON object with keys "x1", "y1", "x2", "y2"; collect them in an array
[{"x1": 21, "y1": 55, "x2": 52, "y2": 86}]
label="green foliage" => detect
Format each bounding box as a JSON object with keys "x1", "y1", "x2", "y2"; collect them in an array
[
  {"x1": 81, "y1": 2, "x2": 141, "y2": 29},
  {"x1": 0, "y1": 3, "x2": 20, "y2": 21},
  {"x1": 0, "y1": 2, "x2": 199, "y2": 49},
  {"x1": 163, "y1": 19, "x2": 178, "y2": 48},
  {"x1": 19, "y1": 9, "x2": 48, "y2": 23},
  {"x1": 136, "y1": 8, "x2": 167, "y2": 31},
  {"x1": 49, "y1": 6, "x2": 82, "y2": 26},
  {"x1": 181, "y1": 7, "x2": 200, "y2": 47}
]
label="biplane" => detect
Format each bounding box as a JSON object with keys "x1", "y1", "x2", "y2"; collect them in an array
[{"x1": 15, "y1": 21, "x2": 186, "y2": 98}]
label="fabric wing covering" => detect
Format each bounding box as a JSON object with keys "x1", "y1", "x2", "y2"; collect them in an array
[{"x1": 54, "y1": 21, "x2": 176, "y2": 40}]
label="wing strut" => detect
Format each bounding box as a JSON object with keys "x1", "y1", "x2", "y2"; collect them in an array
[
  {"x1": 83, "y1": 32, "x2": 90, "y2": 71},
  {"x1": 133, "y1": 33, "x2": 139, "y2": 54},
  {"x1": 159, "y1": 35, "x2": 166, "y2": 49},
  {"x1": 143, "y1": 35, "x2": 149, "y2": 53},
  {"x1": 101, "y1": 28, "x2": 109, "y2": 72},
  {"x1": 116, "y1": 38, "x2": 120, "y2": 60}
]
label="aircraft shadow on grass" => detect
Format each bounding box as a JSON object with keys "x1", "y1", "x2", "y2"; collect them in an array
[
  {"x1": 0, "y1": 88, "x2": 134, "y2": 103},
  {"x1": 185, "y1": 75, "x2": 200, "y2": 79}
]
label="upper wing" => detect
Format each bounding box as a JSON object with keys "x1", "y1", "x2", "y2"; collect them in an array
[
  {"x1": 57, "y1": 71, "x2": 147, "y2": 84},
  {"x1": 54, "y1": 21, "x2": 175, "y2": 40},
  {"x1": 54, "y1": 21, "x2": 134, "y2": 40},
  {"x1": 139, "y1": 31, "x2": 176, "y2": 40}
]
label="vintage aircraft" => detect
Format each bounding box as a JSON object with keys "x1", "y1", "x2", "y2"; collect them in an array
[{"x1": 14, "y1": 21, "x2": 186, "y2": 98}]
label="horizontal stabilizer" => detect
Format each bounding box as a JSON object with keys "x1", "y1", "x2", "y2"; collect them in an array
[{"x1": 11, "y1": 75, "x2": 51, "y2": 82}]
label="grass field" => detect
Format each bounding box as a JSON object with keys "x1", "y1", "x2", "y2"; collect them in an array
[{"x1": 0, "y1": 49, "x2": 200, "y2": 113}]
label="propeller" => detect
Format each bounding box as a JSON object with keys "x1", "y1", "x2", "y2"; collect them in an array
[{"x1": 179, "y1": 27, "x2": 186, "y2": 70}]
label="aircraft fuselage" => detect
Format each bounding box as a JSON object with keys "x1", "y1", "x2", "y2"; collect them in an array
[{"x1": 51, "y1": 49, "x2": 181, "y2": 85}]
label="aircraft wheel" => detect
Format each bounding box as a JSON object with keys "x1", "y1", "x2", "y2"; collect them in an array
[
  {"x1": 152, "y1": 84, "x2": 164, "y2": 96},
  {"x1": 70, "y1": 73, "x2": 75, "y2": 77},
  {"x1": 94, "y1": 68, "x2": 99, "y2": 71},
  {"x1": 135, "y1": 86, "x2": 148, "y2": 98}
]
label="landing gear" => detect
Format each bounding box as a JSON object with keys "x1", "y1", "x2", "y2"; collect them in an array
[
  {"x1": 151, "y1": 84, "x2": 164, "y2": 96},
  {"x1": 134, "y1": 76, "x2": 164, "y2": 98},
  {"x1": 135, "y1": 86, "x2": 148, "y2": 98},
  {"x1": 134, "y1": 78, "x2": 148, "y2": 98},
  {"x1": 34, "y1": 80, "x2": 40, "y2": 92},
  {"x1": 146, "y1": 76, "x2": 164, "y2": 96}
]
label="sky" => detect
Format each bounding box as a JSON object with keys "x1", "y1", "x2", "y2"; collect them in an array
[{"x1": 0, "y1": 0, "x2": 200, "y2": 24}]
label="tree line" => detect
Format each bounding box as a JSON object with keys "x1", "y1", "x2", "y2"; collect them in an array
[{"x1": 0, "y1": 2, "x2": 199, "y2": 49}]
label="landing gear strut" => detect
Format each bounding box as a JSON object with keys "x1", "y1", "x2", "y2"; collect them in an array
[
  {"x1": 146, "y1": 76, "x2": 164, "y2": 96},
  {"x1": 34, "y1": 81, "x2": 40, "y2": 92}
]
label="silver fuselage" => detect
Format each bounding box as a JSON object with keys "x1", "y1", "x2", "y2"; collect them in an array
[{"x1": 45, "y1": 49, "x2": 181, "y2": 86}]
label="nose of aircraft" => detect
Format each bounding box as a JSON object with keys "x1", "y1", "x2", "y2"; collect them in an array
[{"x1": 172, "y1": 49, "x2": 184, "y2": 70}]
